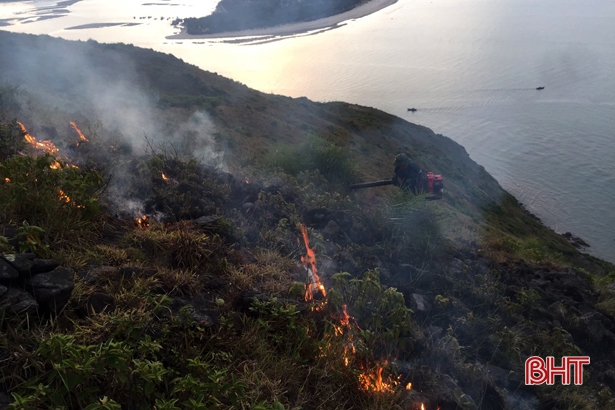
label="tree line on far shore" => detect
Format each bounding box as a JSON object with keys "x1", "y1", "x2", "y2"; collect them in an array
[{"x1": 179, "y1": 0, "x2": 367, "y2": 35}]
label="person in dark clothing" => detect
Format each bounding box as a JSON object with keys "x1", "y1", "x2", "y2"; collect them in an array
[{"x1": 392, "y1": 153, "x2": 425, "y2": 194}]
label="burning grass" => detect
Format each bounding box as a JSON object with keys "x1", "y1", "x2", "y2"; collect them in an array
[
  {"x1": 0, "y1": 153, "x2": 104, "y2": 254},
  {"x1": 0, "y1": 112, "x2": 609, "y2": 410}
]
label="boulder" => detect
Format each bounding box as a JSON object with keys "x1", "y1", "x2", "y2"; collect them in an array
[
  {"x1": 26, "y1": 267, "x2": 75, "y2": 314},
  {"x1": 0, "y1": 259, "x2": 19, "y2": 281},
  {"x1": 30, "y1": 259, "x2": 60, "y2": 274},
  {"x1": 194, "y1": 215, "x2": 221, "y2": 226},
  {"x1": 1, "y1": 253, "x2": 36, "y2": 275},
  {"x1": 0, "y1": 287, "x2": 38, "y2": 314}
]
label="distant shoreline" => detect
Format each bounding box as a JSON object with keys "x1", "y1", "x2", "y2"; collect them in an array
[{"x1": 167, "y1": 0, "x2": 398, "y2": 40}]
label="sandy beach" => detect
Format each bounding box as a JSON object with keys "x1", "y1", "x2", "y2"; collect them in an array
[{"x1": 167, "y1": 0, "x2": 398, "y2": 40}]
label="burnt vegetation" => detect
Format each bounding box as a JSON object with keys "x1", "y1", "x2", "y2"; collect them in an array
[{"x1": 0, "y1": 32, "x2": 615, "y2": 409}]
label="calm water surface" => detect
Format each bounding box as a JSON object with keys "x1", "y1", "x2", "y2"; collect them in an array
[{"x1": 1, "y1": 0, "x2": 614, "y2": 262}]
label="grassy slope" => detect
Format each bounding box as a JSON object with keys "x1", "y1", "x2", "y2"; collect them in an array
[
  {"x1": 1, "y1": 31, "x2": 615, "y2": 409},
  {"x1": 1, "y1": 31, "x2": 608, "y2": 268}
]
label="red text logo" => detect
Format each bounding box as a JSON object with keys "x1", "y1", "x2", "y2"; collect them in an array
[{"x1": 525, "y1": 356, "x2": 590, "y2": 385}]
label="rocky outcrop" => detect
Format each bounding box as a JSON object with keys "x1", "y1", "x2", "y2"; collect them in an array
[{"x1": 0, "y1": 254, "x2": 74, "y2": 315}]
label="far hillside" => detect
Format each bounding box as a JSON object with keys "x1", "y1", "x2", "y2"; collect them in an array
[{"x1": 179, "y1": 0, "x2": 368, "y2": 35}]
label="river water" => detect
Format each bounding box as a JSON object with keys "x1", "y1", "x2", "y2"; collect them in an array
[{"x1": 1, "y1": 0, "x2": 614, "y2": 262}]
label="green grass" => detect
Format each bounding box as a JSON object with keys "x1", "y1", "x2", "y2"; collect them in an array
[{"x1": 264, "y1": 135, "x2": 359, "y2": 185}]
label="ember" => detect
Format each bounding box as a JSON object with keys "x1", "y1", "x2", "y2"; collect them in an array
[
  {"x1": 299, "y1": 224, "x2": 326, "y2": 301},
  {"x1": 58, "y1": 189, "x2": 71, "y2": 203},
  {"x1": 4, "y1": 178, "x2": 10, "y2": 183},
  {"x1": 136, "y1": 215, "x2": 149, "y2": 228},
  {"x1": 161, "y1": 172, "x2": 169, "y2": 181}
]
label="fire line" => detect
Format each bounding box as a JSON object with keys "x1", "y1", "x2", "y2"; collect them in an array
[{"x1": 299, "y1": 224, "x2": 326, "y2": 301}]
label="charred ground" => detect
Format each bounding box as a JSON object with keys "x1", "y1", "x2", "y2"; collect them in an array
[{"x1": 0, "y1": 31, "x2": 614, "y2": 409}]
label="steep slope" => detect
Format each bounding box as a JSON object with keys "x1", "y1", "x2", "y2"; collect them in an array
[{"x1": 1, "y1": 31, "x2": 614, "y2": 410}]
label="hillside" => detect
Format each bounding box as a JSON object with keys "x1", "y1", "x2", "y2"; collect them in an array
[
  {"x1": 178, "y1": 0, "x2": 367, "y2": 35},
  {"x1": 1, "y1": 31, "x2": 615, "y2": 409}
]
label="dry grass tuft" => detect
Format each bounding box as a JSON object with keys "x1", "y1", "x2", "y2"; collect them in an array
[{"x1": 155, "y1": 267, "x2": 203, "y2": 296}]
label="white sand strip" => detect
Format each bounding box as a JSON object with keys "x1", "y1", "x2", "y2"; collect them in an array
[{"x1": 167, "y1": 0, "x2": 398, "y2": 40}]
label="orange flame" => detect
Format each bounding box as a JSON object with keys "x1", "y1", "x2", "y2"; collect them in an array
[
  {"x1": 4, "y1": 178, "x2": 10, "y2": 183},
  {"x1": 358, "y1": 364, "x2": 400, "y2": 393},
  {"x1": 333, "y1": 303, "x2": 405, "y2": 393},
  {"x1": 299, "y1": 224, "x2": 326, "y2": 301},
  {"x1": 421, "y1": 404, "x2": 426, "y2": 410},
  {"x1": 57, "y1": 189, "x2": 85, "y2": 208},
  {"x1": 70, "y1": 121, "x2": 88, "y2": 145},
  {"x1": 161, "y1": 172, "x2": 169, "y2": 181},
  {"x1": 17, "y1": 121, "x2": 59, "y2": 155},
  {"x1": 340, "y1": 304, "x2": 350, "y2": 327},
  {"x1": 50, "y1": 161, "x2": 62, "y2": 170},
  {"x1": 136, "y1": 214, "x2": 149, "y2": 228}
]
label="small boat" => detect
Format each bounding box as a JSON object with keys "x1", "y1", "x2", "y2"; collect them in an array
[
  {"x1": 407, "y1": 108, "x2": 417, "y2": 112},
  {"x1": 536, "y1": 86, "x2": 545, "y2": 90}
]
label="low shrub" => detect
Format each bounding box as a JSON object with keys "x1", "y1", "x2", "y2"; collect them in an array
[{"x1": 265, "y1": 135, "x2": 358, "y2": 184}]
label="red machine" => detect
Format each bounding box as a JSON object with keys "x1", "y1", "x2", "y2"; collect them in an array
[{"x1": 426, "y1": 172, "x2": 443, "y2": 197}]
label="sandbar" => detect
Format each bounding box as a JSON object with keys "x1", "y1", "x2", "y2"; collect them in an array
[
  {"x1": 66, "y1": 22, "x2": 142, "y2": 30},
  {"x1": 167, "y1": 0, "x2": 398, "y2": 40}
]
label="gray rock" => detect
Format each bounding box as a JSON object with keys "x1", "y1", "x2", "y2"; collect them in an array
[
  {"x1": 26, "y1": 267, "x2": 75, "y2": 314},
  {"x1": 0, "y1": 259, "x2": 19, "y2": 281},
  {"x1": 30, "y1": 259, "x2": 60, "y2": 275},
  {"x1": 578, "y1": 312, "x2": 615, "y2": 343},
  {"x1": 195, "y1": 215, "x2": 220, "y2": 226},
  {"x1": 0, "y1": 287, "x2": 38, "y2": 314},
  {"x1": 1, "y1": 253, "x2": 36, "y2": 275},
  {"x1": 410, "y1": 293, "x2": 431, "y2": 312}
]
